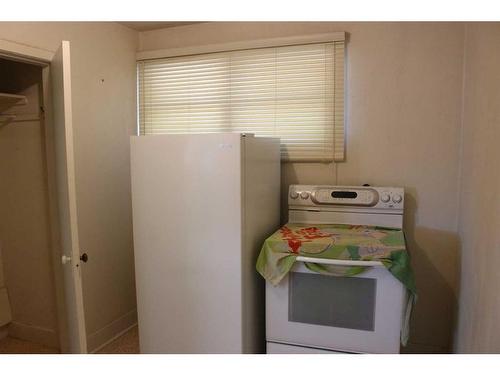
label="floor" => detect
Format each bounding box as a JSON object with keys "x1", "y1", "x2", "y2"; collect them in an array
[
  {"x1": 0, "y1": 336, "x2": 60, "y2": 354},
  {"x1": 97, "y1": 326, "x2": 140, "y2": 354},
  {"x1": 0, "y1": 326, "x2": 140, "y2": 354}
]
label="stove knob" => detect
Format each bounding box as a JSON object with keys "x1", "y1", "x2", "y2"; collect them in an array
[
  {"x1": 290, "y1": 191, "x2": 299, "y2": 199},
  {"x1": 300, "y1": 191, "x2": 310, "y2": 200},
  {"x1": 392, "y1": 194, "x2": 402, "y2": 203},
  {"x1": 381, "y1": 193, "x2": 391, "y2": 203}
]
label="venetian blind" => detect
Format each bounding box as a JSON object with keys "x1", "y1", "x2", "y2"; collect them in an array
[{"x1": 138, "y1": 40, "x2": 345, "y2": 162}]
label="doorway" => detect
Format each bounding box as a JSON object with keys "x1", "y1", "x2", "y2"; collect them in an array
[
  {"x1": 1, "y1": 39, "x2": 138, "y2": 354},
  {"x1": 0, "y1": 40, "x2": 89, "y2": 353},
  {"x1": 0, "y1": 57, "x2": 63, "y2": 353}
]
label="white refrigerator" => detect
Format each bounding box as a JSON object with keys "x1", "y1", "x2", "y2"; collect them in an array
[{"x1": 130, "y1": 133, "x2": 280, "y2": 353}]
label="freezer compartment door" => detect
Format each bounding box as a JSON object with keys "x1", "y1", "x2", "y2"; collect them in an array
[{"x1": 130, "y1": 134, "x2": 243, "y2": 353}]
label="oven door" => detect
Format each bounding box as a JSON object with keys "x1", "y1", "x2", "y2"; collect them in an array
[{"x1": 266, "y1": 259, "x2": 406, "y2": 354}]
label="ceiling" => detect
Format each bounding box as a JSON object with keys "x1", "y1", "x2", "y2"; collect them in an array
[{"x1": 118, "y1": 22, "x2": 203, "y2": 32}]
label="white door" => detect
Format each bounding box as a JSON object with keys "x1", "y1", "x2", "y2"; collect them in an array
[{"x1": 51, "y1": 41, "x2": 87, "y2": 353}]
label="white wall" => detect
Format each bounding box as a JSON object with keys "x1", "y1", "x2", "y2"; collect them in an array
[
  {"x1": 454, "y1": 23, "x2": 500, "y2": 353},
  {"x1": 0, "y1": 22, "x2": 139, "y2": 351},
  {"x1": 139, "y1": 22, "x2": 465, "y2": 353}
]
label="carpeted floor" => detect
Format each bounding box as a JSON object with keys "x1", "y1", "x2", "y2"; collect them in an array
[
  {"x1": 0, "y1": 336, "x2": 60, "y2": 354},
  {"x1": 0, "y1": 325, "x2": 140, "y2": 354},
  {"x1": 96, "y1": 325, "x2": 140, "y2": 354}
]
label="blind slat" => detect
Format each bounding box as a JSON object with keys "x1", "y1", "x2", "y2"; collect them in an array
[{"x1": 138, "y1": 41, "x2": 345, "y2": 162}]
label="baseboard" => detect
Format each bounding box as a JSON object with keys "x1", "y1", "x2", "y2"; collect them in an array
[
  {"x1": 8, "y1": 321, "x2": 59, "y2": 348},
  {"x1": 87, "y1": 309, "x2": 137, "y2": 353},
  {"x1": 90, "y1": 322, "x2": 138, "y2": 354}
]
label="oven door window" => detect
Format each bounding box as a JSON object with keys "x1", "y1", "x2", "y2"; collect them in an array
[{"x1": 289, "y1": 272, "x2": 377, "y2": 331}]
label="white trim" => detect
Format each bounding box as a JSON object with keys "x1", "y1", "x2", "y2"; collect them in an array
[
  {"x1": 58, "y1": 40, "x2": 88, "y2": 353},
  {"x1": 87, "y1": 310, "x2": 138, "y2": 353},
  {"x1": 42, "y1": 63, "x2": 71, "y2": 354},
  {"x1": 136, "y1": 32, "x2": 345, "y2": 61},
  {"x1": 90, "y1": 323, "x2": 138, "y2": 354},
  {"x1": 7, "y1": 321, "x2": 59, "y2": 349},
  {"x1": 0, "y1": 39, "x2": 54, "y2": 64}
]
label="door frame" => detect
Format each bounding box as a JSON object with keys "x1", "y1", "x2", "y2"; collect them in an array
[{"x1": 0, "y1": 39, "x2": 82, "y2": 353}]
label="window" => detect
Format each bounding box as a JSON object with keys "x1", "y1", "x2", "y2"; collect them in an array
[{"x1": 137, "y1": 37, "x2": 345, "y2": 162}]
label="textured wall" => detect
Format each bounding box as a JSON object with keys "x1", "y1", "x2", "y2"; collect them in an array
[
  {"x1": 0, "y1": 22, "x2": 139, "y2": 351},
  {"x1": 454, "y1": 23, "x2": 500, "y2": 353},
  {"x1": 140, "y1": 22, "x2": 466, "y2": 352}
]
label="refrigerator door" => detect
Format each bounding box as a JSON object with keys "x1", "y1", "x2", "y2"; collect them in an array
[{"x1": 130, "y1": 133, "x2": 243, "y2": 353}]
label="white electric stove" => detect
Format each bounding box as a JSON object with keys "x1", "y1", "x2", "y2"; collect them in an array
[{"x1": 266, "y1": 185, "x2": 408, "y2": 354}]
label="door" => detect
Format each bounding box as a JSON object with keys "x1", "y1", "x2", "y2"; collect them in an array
[
  {"x1": 266, "y1": 261, "x2": 406, "y2": 353},
  {"x1": 51, "y1": 41, "x2": 87, "y2": 353},
  {"x1": 130, "y1": 133, "x2": 243, "y2": 353}
]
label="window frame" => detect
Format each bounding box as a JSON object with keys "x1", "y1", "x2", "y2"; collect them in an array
[{"x1": 136, "y1": 32, "x2": 346, "y2": 163}]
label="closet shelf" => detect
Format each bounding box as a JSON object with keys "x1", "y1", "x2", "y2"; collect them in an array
[
  {"x1": 0, "y1": 93, "x2": 28, "y2": 114},
  {"x1": 0, "y1": 93, "x2": 29, "y2": 126}
]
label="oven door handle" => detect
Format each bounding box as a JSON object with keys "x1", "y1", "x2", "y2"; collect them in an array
[{"x1": 295, "y1": 256, "x2": 384, "y2": 267}]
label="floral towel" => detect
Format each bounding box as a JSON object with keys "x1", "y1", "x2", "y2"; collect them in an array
[{"x1": 256, "y1": 223, "x2": 417, "y2": 346}]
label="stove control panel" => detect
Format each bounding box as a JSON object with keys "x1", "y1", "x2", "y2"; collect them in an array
[{"x1": 288, "y1": 185, "x2": 404, "y2": 210}]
